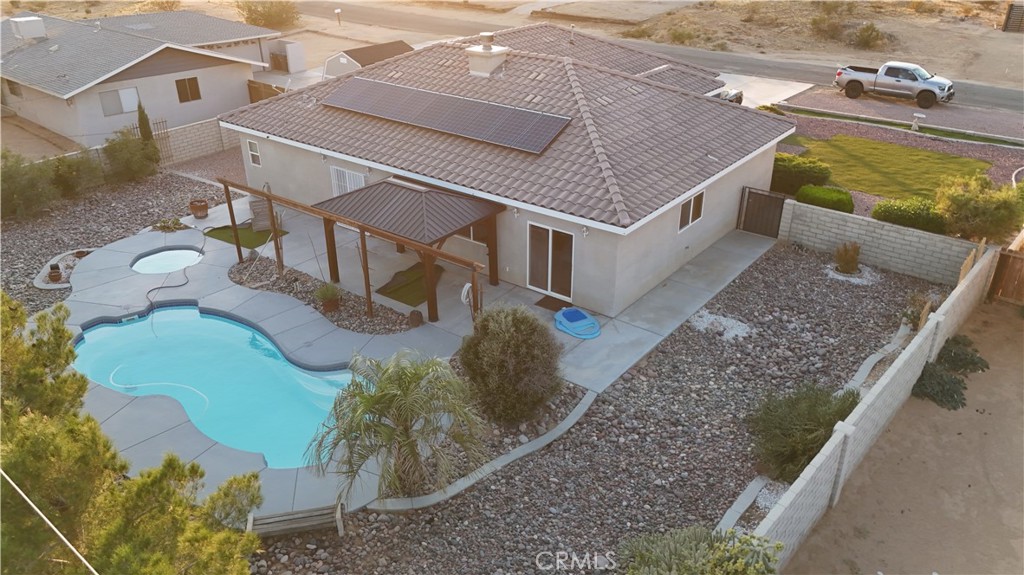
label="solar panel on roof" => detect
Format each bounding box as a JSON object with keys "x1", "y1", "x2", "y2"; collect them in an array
[{"x1": 321, "y1": 77, "x2": 571, "y2": 154}]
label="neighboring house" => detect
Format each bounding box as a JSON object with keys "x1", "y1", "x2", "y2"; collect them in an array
[
  {"x1": 323, "y1": 40, "x2": 415, "y2": 78},
  {"x1": 219, "y1": 26, "x2": 794, "y2": 318},
  {"x1": 0, "y1": 12, "x2": 273, "y2": 148}
]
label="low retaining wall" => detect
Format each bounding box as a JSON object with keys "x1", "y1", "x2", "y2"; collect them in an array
[
  {"x1": 162, "y1": 118, "x2": 238, "y2": 164},
  {"x1": 778, "y1": 200, "x2": 979, "y2": 285},
  {"x1": 755, "y1": 248, "x2": 998, "y2": 568}
]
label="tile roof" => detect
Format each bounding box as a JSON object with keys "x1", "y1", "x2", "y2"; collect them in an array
[
  {"x1": 220, "y1": 43, "x2": 793, "y2": 230},
  {"x1": 1, "y1": 12, "x2": 263, "y2": 99},
  {"x1": 461, "y1": 23, "x2": 725, "y2": 94},
  {"x1": 343, "y1": 41, "x2": 414, "y2": 67},
  {"x1": 82, "y1": 10, "x2": 279, "y2": 47},
  {"x1": 312, "y1": 178, "x2": 504, "y2": 245}
]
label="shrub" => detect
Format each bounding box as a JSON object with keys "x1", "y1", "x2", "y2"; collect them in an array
[
  {"x1": 910, "y1": 0, "x2": 940, "y2": 13},
  {"x1": 50, "y1": 153, "x2": 104, "y2": 198},
  {"x1": 153, "y1": 218, "x2": 188, "y2": 232},
  {"x1": 459, "y1": 305, "x2": 563, "y2": 425},
  {"x1": 834, "y1": 241, "x2": 860, "y2": 274},
  {"x1": 810, "y1": 15, "x2": 844, "y2": 39},
  {"x1": 669, "y1": 27, "x2": 697, "y2": 45},
  {"x1": 621, "y1": 26, "x2": 652, "y2": 39},
  {"x1": 102, "y1": 128, "x2": 160, "y2": 183},
  {"x1": 747, "y1": 384, "x2": 859, "y2": 482},
  {"x1": 934, "y1": 173, "x2": 1023, "y2": 240},
  {"x1": 872, "y1": 197, "x2": 947, "y2": 234},
  {"x1": 314, "y1": 282, "x2": 340, "y2": 303},
  {"x1": 850, "y1": 22, "x2": 885, "y2": 49},
  {"x1": 795, "y1": 185, "x2": 854, "y2": 213},
  {"x1": 235, "y1": 1, "x2": 300, "y2": 29},
  {"x1": 771, "y1": 153, "x2": 832, "y2": 195},
  {"x1": 619, "y1": 527, "x2": 781, "y2": 575},
  {"x1": 711, "y1": 40, "x2": 729, "y2": 51},
  {"x1": 936, "y1": 334, "x2": 989, "y2": 375},
  {"x1": 1, "y1": 149, "x2": 58, "y2": 219},
  {"x1": 912, "y1": 362, "x2": 967, "y2": 410},
  {"x1": 756, "y1": 104, "x2": 785, "y2": 116},
  {"x1": 149, "y1": 0, "x2": 181, "y2": 10},
  {"x1": 137, "y1": 103, "x2": 154, "y2": 142}
]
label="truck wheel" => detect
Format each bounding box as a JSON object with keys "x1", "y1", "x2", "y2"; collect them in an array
[
  {"x1": 845, "y1": 82, "x2": 863, "y2": 99},
  {"x1": 916, "y1": 91, "x2": 936, "y2": 109}
]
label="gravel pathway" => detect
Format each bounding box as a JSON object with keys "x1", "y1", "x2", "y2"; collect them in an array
[
  {"x1": 250, "y1": 244, "x2": 942, "y2": 575},
  {"x1": 0, "y1": 173, "x2": 238, "y2": 315}
]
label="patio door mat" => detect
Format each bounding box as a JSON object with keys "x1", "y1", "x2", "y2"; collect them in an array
[
  {"x1": 376, "y1": 262, "x2": 444, "y2": 307},
  {"x1": 535, "y1": 295, "x2": 571, "y2": 312}
]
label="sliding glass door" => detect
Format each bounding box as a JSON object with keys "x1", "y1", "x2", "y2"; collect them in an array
[{"x1": 527, "y1": 223, "x2": 573, "y2": 300}]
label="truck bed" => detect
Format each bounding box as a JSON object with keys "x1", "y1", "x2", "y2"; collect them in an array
[{"x1": 844, "y1": 65, "x2": 878, "y2": 74}]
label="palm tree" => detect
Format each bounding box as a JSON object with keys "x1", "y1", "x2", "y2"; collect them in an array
[{"x1": 306, "y1": 350, "x2": 485, "y2": 499}]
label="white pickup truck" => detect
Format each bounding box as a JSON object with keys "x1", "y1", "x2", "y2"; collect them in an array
[{"x1": 833, "y1": 61, "x2": 955, "y2": 109}]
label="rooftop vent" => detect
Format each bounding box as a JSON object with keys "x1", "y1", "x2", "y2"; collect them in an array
[
  {"x1": 11, "y1": 16, "x2": 46, "y2": 40},
  {"x1": 465, "y1": 31, "x2": 509, "y2": 78}
]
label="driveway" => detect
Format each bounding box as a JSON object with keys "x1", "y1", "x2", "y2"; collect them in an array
[{"x1": 786, "y1": 302, "x2": 1024, "y2": 575}]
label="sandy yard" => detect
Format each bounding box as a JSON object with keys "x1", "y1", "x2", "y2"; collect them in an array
[
  {"x1": 7, "y1": 1, "x2": 1021, "y2": 88},
  {"x1": 786, "y1": 301, "x2": 1024, "y2": 575}
]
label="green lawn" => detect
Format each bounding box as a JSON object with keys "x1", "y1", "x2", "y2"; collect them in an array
[
  {"x1": 787, "y1": 134, "x2": 992, "y2": 200},
  {"x1": 205, "y1": 225, "x2": 286, "y2": 249}
]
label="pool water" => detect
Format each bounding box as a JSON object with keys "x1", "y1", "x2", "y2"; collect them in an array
[
  {"x1": 132, "y1": 249, "x2": 203, "y2": 273},
  {"x1": 73, "y1": 307, "x2": 350, "y2": 468}
]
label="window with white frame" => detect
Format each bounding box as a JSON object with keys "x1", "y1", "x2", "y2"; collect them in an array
[
  {"x1": 246, "y1": 140, "x2": 261, "y2": 166},
  {"x1": 678, "y1": 190, "x2": 704, "y2": 231},
  {"x1": 98, "y1": 87, "x2": 139, "y2": 117},
  {"x1": 330, "y1": 166, "x2": 366, "y2": 197}
]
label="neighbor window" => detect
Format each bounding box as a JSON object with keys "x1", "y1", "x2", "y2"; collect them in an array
[
  {"x1": 330, "y1": 166, "x2": 365, "y2": 197},
  {"x1": 175, "y1": 77, "x2": 201, "y2": 103},
  {"x1": 247, "y1": 140, "x2": 261, "y2": 166},
  {"x1": 6, "y1": 80, "x2": 22, "y2": 97},
  {"x1": 678, "y1": 191, "x2": 704, "y2": 231},
  {"x1": 98, "y1": 87, "x2": 139, "y2": 116}
]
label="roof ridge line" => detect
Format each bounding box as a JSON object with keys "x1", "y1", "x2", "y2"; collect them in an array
[{"x1": 561, "y1": 57, "x2": 632, "y2": 228}]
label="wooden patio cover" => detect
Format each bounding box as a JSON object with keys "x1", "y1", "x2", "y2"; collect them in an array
[{"x1": 217, "y1": 177, "x2": 503, "y2": 322}]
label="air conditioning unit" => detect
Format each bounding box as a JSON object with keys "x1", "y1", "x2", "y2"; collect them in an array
[{"x1": 11, "y1": 16, "x2": 46, "y2": 40}]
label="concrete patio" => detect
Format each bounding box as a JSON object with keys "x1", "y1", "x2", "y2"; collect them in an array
[{"x1": 70, "y1": 196, "x2": 774, "y2": 517}]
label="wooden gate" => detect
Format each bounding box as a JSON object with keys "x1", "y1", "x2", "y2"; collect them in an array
[
  {"x1": 738, "y1": 186, "x2": 787, "y2": 238},
  {"x1": 989, "y1": 249, "x2": 1024, "y2": 304},
  {"x1": 248, "y1": 80, "x2": 285, "y2": 104}
]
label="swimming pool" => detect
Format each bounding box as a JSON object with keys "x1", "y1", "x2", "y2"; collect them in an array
[
  {"x1": 132, "y1": 248, "x2": 203, "y2": 274},
  {"x1": 73, "y1": 307, "x2": 351, "y2": 468}
]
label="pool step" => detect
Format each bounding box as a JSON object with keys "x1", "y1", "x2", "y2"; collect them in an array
[{"x1": 246, "y1": 504, "x2": 343, "y2": 537}]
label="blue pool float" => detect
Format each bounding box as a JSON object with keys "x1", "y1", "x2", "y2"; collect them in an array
[{"x1": 554, "y1": 307, "x2": 601, "y2": 340}]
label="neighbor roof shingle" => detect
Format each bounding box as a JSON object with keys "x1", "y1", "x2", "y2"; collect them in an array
[
  {"x1": 220, "y1": 43, "x2": 793, "y2": 230},
  {"x1": 82, "y1": 10, "x2": 279, "y2": 47}
]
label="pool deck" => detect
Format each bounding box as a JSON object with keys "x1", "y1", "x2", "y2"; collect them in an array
[{"x1": 66, "y1": 200, "x2": 774, "y2": 517}]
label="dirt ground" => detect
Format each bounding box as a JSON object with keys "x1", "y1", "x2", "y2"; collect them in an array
[
  {"x1": 7, "y1": 1, "x2": 1021, "y2": 88},
  {"x1": 787, "y1": 301, "x2": 1024, "y2": 575}
]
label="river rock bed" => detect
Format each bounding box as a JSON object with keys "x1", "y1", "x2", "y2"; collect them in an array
[{"x1": 251, "y1": 243, "x2": 943, "y2": 575}]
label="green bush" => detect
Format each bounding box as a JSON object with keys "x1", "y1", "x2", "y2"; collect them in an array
[
  {"x1": 795, "y1": 185, "x2": 854, "y2": 213},
  {"x1": 747, "y1": 384, "x2": 859, "y2": 483},
  {"x1": 102, "y1": 128, "x2": 160, "y2": 183},
  {"x1": 235, "y1": 1, "x2": 300, "y2": 29},
  {"x1": 936, "y1": 334, "x2": 989, "y2": 375},
  {"x1": 621, "y1": 26, "x2": 652, "y2": 39},
  {"x1": 834, "y1": 241, "x2": 860, "y2": 274},
  {"x1": 619, "y1": 527, "x2": 781, "y2": 575},
  {"x1": 756, "y1": 104, "x2": 785, "y2": 116},
  {"x1": 810, "y1": 14, "x2": 844, "y2": 39},
  {"x1": 912, "y1": 362, "x2": 967, "y2": 410},
  {"x1": 459, "y1": 306, "x2": 563, "y2": 426},
  {"x1": 1, "y1": 149, "x2": 58, "y2": 219},
  {"x1": 850, "y1": 22, "x2": 885, "y2": 49},
  {"x1": 934, "y1": 173, "x2": 1023, "y2": 240},
  {"x1": 50, "y1": 153, "x2": 104, "y2": 198},
  {"x1": 771, "y1": 153, "x2": 832, "y2": 195},
  {"x1": 669, "y1": 27, "x2": 697, "y2": 45},
  {"x1": 872, "y1": 197, "x2": 947, "y2": 234}
]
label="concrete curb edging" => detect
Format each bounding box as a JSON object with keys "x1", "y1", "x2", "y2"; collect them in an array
[
  {"x1": 365, "y1": 389, "x2": 598, "y2": 512},
  {"x1": 843, "y1": 321, "x2": 912, "y2": 392},
  {"x1": 32, "y1": 248, "x2": 102, "y2": 290},
  {"x1": 777, "y1": 102, "x2": 1024, "y2": 148},
  {"x1": 716, "y1": 475, "x2": 769, "y2": 532}
]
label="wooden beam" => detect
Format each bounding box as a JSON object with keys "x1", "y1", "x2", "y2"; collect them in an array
[
  {"x1": 485, "y1": 214, "x2": 499, "y2": 286},
  {"x1": 266, "y1": 196, "x2": 284, "y2": 276},
  {"x1": 323, "y1": 218, "x2": 340, "y2": 283},
  {"x1": 421, "y1": 252, "x2": 439, "y2": 322},
  {"x1": 359, "y1": 230, "x2": 373, "y2": 318},
  {"x1": 222, "y1": 183, "x2": 244, "y2": 263}
]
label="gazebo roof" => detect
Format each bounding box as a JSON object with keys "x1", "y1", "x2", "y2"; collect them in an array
[{"x1": 311, "y1": 178, "x2": 504, "y2": 246}]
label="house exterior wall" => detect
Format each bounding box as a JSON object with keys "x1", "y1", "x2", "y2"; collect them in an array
[
  {"x1": 70, "y1": 62, "x2": 253, "y2": 147},
  {"x1": 199, "y1": 40, "x2": 267, "y2": 71},
  {"x1": 231, "y1": 136, "x2": 776, "y2": 317},
  {"x1": 1, "y1": 83, "x2": 82, "y2": 145},
  {"x1": 608, "y1": 145, "x2": 776, "y2": 315}
]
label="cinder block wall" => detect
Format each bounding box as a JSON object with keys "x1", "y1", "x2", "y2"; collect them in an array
[
  {"x1": 778, "y1": 200, "x2": 978, "y2": 285},
  {"x1": 161, "y1": 119, "x2": 239, "y2": 164}
]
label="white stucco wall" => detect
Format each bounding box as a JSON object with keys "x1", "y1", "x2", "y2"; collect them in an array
[
  {"x1": 52, "y1": 62, "x2": 255, "y2": 148},
  {"x1": 2, "y1": 83, "x2": 83, "y2": 146},
  {"x1": 201, "y1": 40, "x2": 267, "y2": 72}
]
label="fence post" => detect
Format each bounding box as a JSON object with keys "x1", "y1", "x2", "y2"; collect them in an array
[
  {"x1": 829, "y1": 421, "x2": 856, "y2": 507},
  {"x1": 926, "y1": 313, "x2": 946, "y2": 361}
]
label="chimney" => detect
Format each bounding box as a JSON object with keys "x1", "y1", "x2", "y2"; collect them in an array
[
  {"x1": 465, "y1": 32, "x2": 509, "y2": 78},
  {"x1": 11, "y1": 16, "x2": 46, "y2": 40}
]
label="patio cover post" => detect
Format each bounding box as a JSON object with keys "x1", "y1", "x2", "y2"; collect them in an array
[
  {"x1": 359, "y1": 230, "x2": 374, "y2": 318},
  {"x1": 266, "y1": 197, "x2": 284, "y2": 276},
  {"x1": 485, "y1": 214, "x2": 499, "y2": 286},
  {"x1": 323, "y1": 218, "x2": 340, "y2": 283},
  {"x1": 222, "y1": 183, "x2": 244, "y2": 263},
  {"x1": 421, "y1": 252, "x2": 439, "y2": 322}
]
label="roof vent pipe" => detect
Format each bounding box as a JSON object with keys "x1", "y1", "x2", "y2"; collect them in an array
[
  {"x1": 480, "y1": 31, "x2": 494, "y2": 51},
  {"x1": 465, "y1": 31, "x2": 509, "y2": 78}
]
